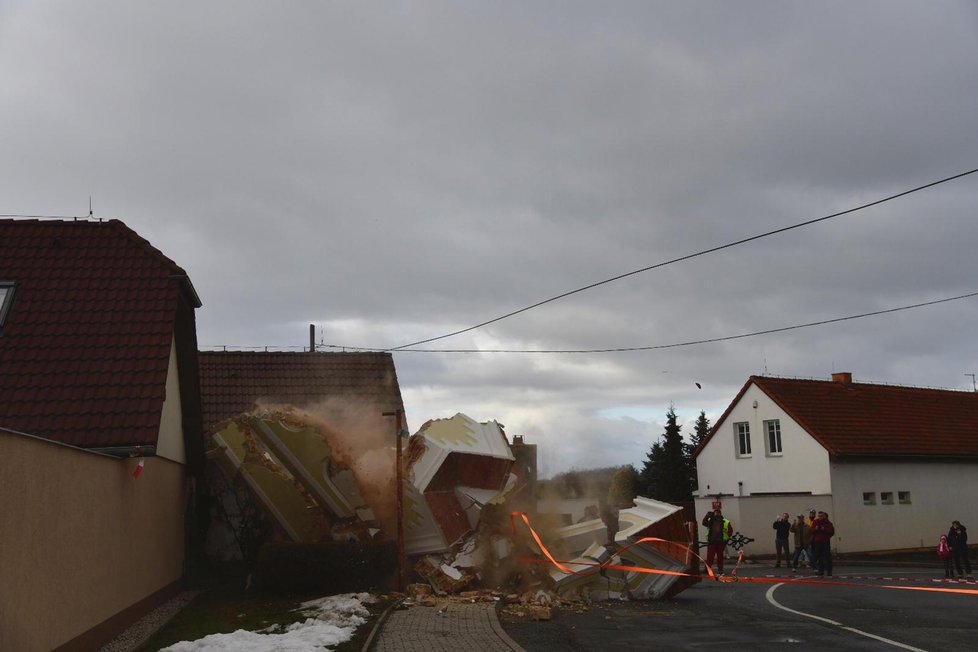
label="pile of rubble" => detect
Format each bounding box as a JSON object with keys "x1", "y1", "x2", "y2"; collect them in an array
[{"x1": 207, "y1": 410, "x2": 698, "y2": 602}]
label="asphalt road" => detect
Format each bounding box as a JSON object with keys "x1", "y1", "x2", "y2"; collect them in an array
[{"x1": 501, "y1": 565, "x2": 978, "y2": 651}]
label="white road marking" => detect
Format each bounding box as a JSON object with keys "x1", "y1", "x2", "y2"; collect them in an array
[{"x1": 765, "y1": 583, "x2": 928, "y2": 652}]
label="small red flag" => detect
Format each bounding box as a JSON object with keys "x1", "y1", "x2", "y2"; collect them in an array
[{"x1": 132, "y1": 458, "x2": 145, "y2": 479}]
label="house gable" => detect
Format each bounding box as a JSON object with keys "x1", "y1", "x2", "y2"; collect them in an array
[
  {"x1": 694, "y1": 380, "x2": 831, "y2": 498},
  {"x1": 0, "y1": 219, "x2": 202, "y2": 452}
]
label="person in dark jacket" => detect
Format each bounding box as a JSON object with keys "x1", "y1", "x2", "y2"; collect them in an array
[
  {"x1": 789, "y1": 514, "x2": 807, "y2": 572},
  {"x1": 773, "y1": 513, "x2": 791, "y2": 568},
  {"x1": 948, "y1": 520, "x2": 972, "y2": 577},
  {"x1": 809, "y1": 511, "x2": 835, "y2": 577}
]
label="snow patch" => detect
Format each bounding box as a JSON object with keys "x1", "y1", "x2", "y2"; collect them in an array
[{"x1": 162, "y1": 592, "x2": 376, "y2": 652}]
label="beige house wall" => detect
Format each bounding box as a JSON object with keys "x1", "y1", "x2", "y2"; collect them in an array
[
  {"x1": 157, "y1": 335, "x2": 187, "y2": 464},
  {"x1": 0, "y1": 430, "x2": 187, "y2": 652}
]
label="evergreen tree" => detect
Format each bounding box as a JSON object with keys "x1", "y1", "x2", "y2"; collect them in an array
[
  {"x1": 639, "y1": 440, "x2": 664, "y2": 498},
  {"x1": 640, "y1": 406, "x2": 695, "y2": 503},
  {"x1": 691, "y1": 410, "x2": 711, "y2": 450},
  {"x1": 688, "y1": 410, "x2": 711, "y2": 489}
]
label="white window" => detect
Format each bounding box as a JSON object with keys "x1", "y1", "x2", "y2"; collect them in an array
[
  {"x1": 764, "y1": 420, "x2": 782, "y2": 455},
  {"x1": 898, "y1": 491, "x2": 912, "y2": 505},
  {"x1": 863, "y1": 492, "x2": 876, "y2": 505},
  {"x1": 735, "y1": 422, "x2": 751, "y2": 457},
  {"x1": 880, "y1": 491, "x2": 894, "y2": 505}
]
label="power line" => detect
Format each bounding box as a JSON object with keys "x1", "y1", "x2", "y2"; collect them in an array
[
  {"x1": 319, "y1": 290, "x2": 978, "y2": 354},
  {"x1": 390, "y1": 167, "x2": 978, "y2": 350}
]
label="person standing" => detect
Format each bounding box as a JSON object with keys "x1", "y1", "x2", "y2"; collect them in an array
[
  {"x1": 789, "y1": 514, "x2": 807, "y2": 572},
  {"x1": 938, "y1": 534, "x2": 954, "y2": 578},
  {"x1": 773, "y1": 512, "x2": 791, "y2": 568},
  {"x1": 810, "y1": 511, "x2": 835, "y2": 577},
  {"x1": 948, "y1": 520, "x2": 972, "y2": 577},
  {"x1": 702, "y1": 508, "x2": 733, "y2": 575},
  {"x1": 804, "y1": 509, "x2": 817, "y2": 567}
]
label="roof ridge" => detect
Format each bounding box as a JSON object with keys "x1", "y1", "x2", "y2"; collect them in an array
[{"x1": 752, "y1": 374, "x2": 974, "y2": 394}]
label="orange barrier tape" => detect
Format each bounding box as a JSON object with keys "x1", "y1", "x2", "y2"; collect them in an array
[{"x1": 510, "y1": 511, "x2": 978, "y2": 596}]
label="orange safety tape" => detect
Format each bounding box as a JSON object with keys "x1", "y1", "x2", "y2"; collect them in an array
[
  {"x1": 509, "y1": 511, "x2": 717, "y2": 579},
  {"x1": 510, "y1": 511, "x2": 978, "y2": 596}
]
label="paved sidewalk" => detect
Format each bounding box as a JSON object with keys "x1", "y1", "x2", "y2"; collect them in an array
[{"x1": 372, "y1": 602, "x2": 525, "y2": 652}]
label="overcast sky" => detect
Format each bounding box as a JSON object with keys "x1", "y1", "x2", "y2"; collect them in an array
[{"x1": 3, "y1": 1, "x2": 977, "y2": 476}]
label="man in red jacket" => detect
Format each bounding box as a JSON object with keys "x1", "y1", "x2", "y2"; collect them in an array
[{"x1": 810, "y1": 511, "x2": 835, "y2": 577}]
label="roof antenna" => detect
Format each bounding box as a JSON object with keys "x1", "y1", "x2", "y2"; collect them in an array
[
  {"x1": 89, "y1": 195, "x2": 93, "y2": 219},
  {"x1": 966, "y1": 373, "x2": 976, "y2": 392}
]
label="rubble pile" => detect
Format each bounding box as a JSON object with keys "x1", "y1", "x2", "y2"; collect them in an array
[{"x1": 208, "y1": 410, "x2": 697, "y2": 602}]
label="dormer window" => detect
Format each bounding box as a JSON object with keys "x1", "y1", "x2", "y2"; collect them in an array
[{"x1": 0, "y1": 282, "x2": 15, "y2": 329}]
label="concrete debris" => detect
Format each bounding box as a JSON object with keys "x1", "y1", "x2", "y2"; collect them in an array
[
  {"x1": 207, "y1": 408, "x2": 697, "y2": 603},
  {"x1": 208, "y1": 409, "x2": 379, "y2": 544},
  {"x1": 414, "y1": 555, "x2": 476, "y2": 594},
  {"x1": 405, "y1": 413, "x2": 520, "y2": 555},
  {"x1": 544, "y1": 497, "x2": 698, "y2": 601}
]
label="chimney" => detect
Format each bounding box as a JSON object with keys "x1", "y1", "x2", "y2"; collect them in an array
[
  {"x1": 831, "y1": 372, "x2": 852, "y2": 384},
  {"x1": 309, "y1": 324, "x2": 315, "y2": 353}
]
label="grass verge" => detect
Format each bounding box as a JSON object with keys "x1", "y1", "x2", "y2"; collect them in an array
[{"x1": 138, "y1": 570, "x2": 392, "y2": 651}]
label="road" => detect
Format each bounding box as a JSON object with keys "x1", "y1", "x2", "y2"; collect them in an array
[{"x1": 501, "y1": 565, "x2": 978, "y2": 651}]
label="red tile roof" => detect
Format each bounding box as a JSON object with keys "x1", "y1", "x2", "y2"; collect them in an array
[
  {"x1": 700, "y1": 375, "x2": 978, "y2": 459},
  {"x1": 198, "y1": 351, "x2": 405, "y2": 431},
  {"x1": 0, "y1": 219, "x2": 200, "y2": 448}
]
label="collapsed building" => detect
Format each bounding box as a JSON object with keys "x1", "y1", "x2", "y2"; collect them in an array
[{"x1": 199, "y1": 350, "x2": 697, "y2": 600}]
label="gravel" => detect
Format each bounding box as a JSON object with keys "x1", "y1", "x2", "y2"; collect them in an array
[{"x1": 99, "y1": 590, "x2": 200, "y2": 652}]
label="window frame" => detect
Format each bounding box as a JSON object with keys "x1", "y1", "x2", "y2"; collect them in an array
[
  {"x1": 764, "y1": 419, "x2": 783, "y2": 456},
  {"x1": 0, "y1": 282, "x2": 16, "y2": 330},
  {"x1": 880, "y1": 491, "x2": 894, "y2": 505},
  {"x1": 898, "y1": 491, "x2": 912, "y2": 505},
  {"x1": 734, "y1": 421, "x2": 751, "y2": 457},
  {"x1": 862, "y1": 491, "x2": 876, "y2": 506}
]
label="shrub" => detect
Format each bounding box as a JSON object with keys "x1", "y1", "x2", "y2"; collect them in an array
[{"x1": 254, "y1": 540, "x2": 397, "y2": 594}]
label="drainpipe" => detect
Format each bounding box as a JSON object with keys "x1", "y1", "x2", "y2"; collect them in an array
[{"x1": 88, "y1": 444, "x2": 157, "y2": 459}]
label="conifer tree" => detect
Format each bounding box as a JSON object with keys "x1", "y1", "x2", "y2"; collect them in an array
[
  {"x1": 688, "y1": 410, "x2": 711, "y2": 489},
  {"x1": 640, "y1": 406, "x2": 695, "y2": 503}
]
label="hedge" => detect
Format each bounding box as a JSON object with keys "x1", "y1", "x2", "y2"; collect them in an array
[{"x1": 254, "y1": 540, "x2": 397, "y2": 594}]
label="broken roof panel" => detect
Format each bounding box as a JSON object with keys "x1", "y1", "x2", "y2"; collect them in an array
[
  {"x1": 410, "y1": 413, "x2": 514, "y2": 494},
  {"x1": 209, "y1": 421, "x2": 323, "y2": 543},
  {"x1": 250, "y1": 416, "x2": 359, "y2": 519},
  {"x1": 544, "y1": 496, "x2": 698, "y2": 601}
]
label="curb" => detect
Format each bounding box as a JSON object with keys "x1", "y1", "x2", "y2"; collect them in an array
[
  {"x1": 492, "y1": 600, "x2": 528, "y2": 652},
  {"x1": 360, "y1": 598, "x2": 403, "y2": 652}
]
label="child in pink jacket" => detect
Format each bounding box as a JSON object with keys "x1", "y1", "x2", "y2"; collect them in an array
[{"x1": 938, "y1": 534, "x2": 953, "y2": 578}]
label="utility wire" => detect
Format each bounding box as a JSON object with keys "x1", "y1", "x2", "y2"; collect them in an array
[
  {"x1": 319, "y1": 290, "x2": 978, "y2": 354},
  {"x1": 390, "y1": 167, "x2": 978, "y2": 350}
]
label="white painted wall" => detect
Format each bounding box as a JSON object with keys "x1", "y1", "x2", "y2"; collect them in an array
[
  {"x1": 156, "y1": 336, "x2": 186, "y2": 464},
  {"x1": 695, "y1": 383, "x2": 832, "y2": 498},
  {"x1": 829, "y1": 460, "x2": 978, "y2": 553}
]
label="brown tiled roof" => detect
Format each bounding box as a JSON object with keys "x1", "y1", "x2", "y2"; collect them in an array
[
  {"x1": 700, "y1": 375, "x2": 978, "y2": 459},
  {"x1": 0, "y1": 219, "x2": 200, "y2": 448},
  {"x1": 198, "y1": 351, "x2": 405, "y2": 431}
]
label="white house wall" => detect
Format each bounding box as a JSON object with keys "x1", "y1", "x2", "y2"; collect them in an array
[
  {"x1": 829, "y1": 460, "x2": 978, "y2": 553},
  {"x1": 156, "y1": 336, "x2": 186, "y2": 464},
  {"x1": 696, "y1": 384, "x2": 832, "y2": 499}
]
